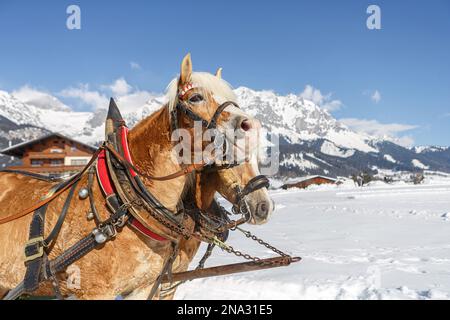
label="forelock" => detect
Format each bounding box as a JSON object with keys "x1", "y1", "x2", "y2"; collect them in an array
[{"x1": 165, "y1": 72, "x2": 237, "y2": 112}]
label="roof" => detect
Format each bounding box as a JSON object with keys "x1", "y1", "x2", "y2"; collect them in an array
[
  {"x1": 0, "y1": 132, "x2": 97, "y2": 157},
  {"x1": 284, "y1": 175, "x2": 337, "y2": 185}
]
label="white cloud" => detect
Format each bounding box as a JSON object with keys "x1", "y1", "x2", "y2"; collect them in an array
[
  {"x1": 116, "y1": 91, "x2": 154, "y2": 113},
  {"x1": 395, "y1": 135, "x2": 415, "y2": 147},
  {"x1": 443, "y1": 113, "x2": 450, "y2": 118},
  {"x1": 299, "y1": 85, "x2": 343, "y2": 112},
  {"x1": 59, "y1": 84, "x2": 109, "y2": 110},
  {"x1": 12, "y1": 85, "x2": 71, "y2": 111},
  {"x1": 103, "y1": 78, "x2": 132, "y2": 96},
  {"x1": 130, "y1": 61, "x2": 141, "y2": 70},
  {"x1": 59, "y1": 78, "x2": 156, "y2": 112},
  {"x1": 371, "y1": 90, "x2": 381, "y2": 103},
  {"x1": 339, "y1": 118, "x2": 418, "y2": 147}
]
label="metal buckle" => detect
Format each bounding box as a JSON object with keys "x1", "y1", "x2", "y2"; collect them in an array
[{"x1": 24, "y1": 236, "x2": 44, "y2": 262}]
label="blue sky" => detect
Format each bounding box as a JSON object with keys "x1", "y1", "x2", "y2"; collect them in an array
[{"x1": 0, "y1": 0, "x2": 449, "y2": 146}]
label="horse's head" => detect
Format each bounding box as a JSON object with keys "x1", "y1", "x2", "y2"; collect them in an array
[
  {"x1": 167, "y1": 54, "x2": 273, "y2": 225},
  {"x1": 196, "y1": 153, "x2": 273, "y2": 226},
  {"x1": 167, "y1": 54, "x2": 258, "y2": 164}
]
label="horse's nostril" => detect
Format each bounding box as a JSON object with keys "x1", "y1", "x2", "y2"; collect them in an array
[
  {"x1": 255, "y1": 201, "x2": 269, "y2": 218},
  {"x1": 240, "y1": 119, "x2": 252, "y2": 132},
  {"x1": 260, "y1": 203, "x2": 267, "y2": 213}
]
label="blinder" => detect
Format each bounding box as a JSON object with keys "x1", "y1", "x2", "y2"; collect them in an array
[{"x1": 171, "y1": 100, "x2": 242, "y2": 172}]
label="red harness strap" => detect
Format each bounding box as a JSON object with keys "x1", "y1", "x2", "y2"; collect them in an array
[
  {"x1": 96, "y1": 126, "x2": 167, "y2": 242},
  {"x1": 128, "y1": 217, "x2": 168, "y2": 242},
  {"x1": 97, "y1": 150, "x2": 114, "y2": 196},
  {"x1": 120, "y1": 126, "x2": 137, "y2": 177}
]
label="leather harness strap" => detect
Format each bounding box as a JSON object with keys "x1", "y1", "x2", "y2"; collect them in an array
[
  {"x1": 0, "y1": 146, "x2": 104, "y2": 225},
  {"x1": 0, "y1": 169, "x2": 62, "y2": 182},
  {"x1": 22, "y1": 180, "x2": 79, "y2": 295},
  {"x1": 0, "y1": 139, "x2": 205, "y2": 226},
  {"x1": 104, "y1": 143, "x2": 205, "y2": 182}
]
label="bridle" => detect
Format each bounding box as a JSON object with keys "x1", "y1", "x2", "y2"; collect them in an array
[
  {"x1": 170, "y1": 100, "x2": 239, "y2": 169},
  {"x1": 232, "y1": 174, "x2": 270, "y2": 221},
  {"x1": 169, "y1": 84, "x2": 270, "y2": 222}
]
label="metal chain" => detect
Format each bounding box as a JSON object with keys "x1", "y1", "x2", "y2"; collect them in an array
[
  {"x1": 139, "y1": 201, "x2": 194, "y2": 240},
  {"x1": 236, "y1": 227, "x2": 290, "y2": 257}
]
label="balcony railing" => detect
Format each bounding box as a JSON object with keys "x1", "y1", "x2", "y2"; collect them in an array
[
  {"x1": 28, "y1": 152, "x2": 66, "y2": 159},
  {"x1": 7, "y1": 165, "x2": 86, "y2": 173}
]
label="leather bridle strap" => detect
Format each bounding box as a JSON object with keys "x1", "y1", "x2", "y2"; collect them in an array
[
  {"x1": 0, "y1": 146, "x2": 105, "y2": 225},
  {"x1": 241, "y1": 175, "x2": 270, "y2": 197},
  {"x1": 176, "y1": 100, "x2": 239, "y2": 130},
  {"x1": 233, "y1": 175, "x2": 270, "y2": 221},
  {"x1": 176, "y1": 102, "x2": 209, "y2": 127},
  {"x1": 104, "y1": 143, "x2": 205, "y2": 181},
  {"x1": 207, "y1": 101, "x2": 240, "y2": 130}
]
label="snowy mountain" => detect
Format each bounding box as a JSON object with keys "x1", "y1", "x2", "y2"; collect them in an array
[
  {"x1": 235, "y1": 87, "x2": 450, "y2": 177},
  {"x1": 1, "y1": 87, "x2": 449, "y2": 176},
  {"x1": 412, "y1": 145, "x2": 450, "y2": 154},
  {"x1": 236, "y1": 87, "x2": 377, "y2": 153}
]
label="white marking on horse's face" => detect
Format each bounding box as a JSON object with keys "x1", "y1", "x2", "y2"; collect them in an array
[{"x1": 216, "y1": 104, "x2": 261, "y2": 160}]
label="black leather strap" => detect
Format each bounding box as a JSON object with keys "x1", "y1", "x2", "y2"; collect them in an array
[
  {"x1": 176, "y1": 102, "x2": 209, "y2": 127},
  {"x1": 44, "y1": 180, "x2": 80, "y2": 247},
  {"x1": 49, "y1": 234, "x2": 99, "y2": 275},
  {"x1": 23, "y1": 204, "x2": 48, "y2": 293},
  {"x1": 242, "y1": 175, "x2": 270, "y2": 197},
  {"x1": 0, "y1": 169, "x2": 62, "y2": 182},
  {"x1": 175, "y1": 100, "x2": 239, "y2": 130},
  {"x1": 207, "y1": 101, "x2": 239, "y2": 130}
]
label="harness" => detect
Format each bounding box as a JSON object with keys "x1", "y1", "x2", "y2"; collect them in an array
[{"x1": 1, "y1": 96, "x2": 299, "y2": 300}]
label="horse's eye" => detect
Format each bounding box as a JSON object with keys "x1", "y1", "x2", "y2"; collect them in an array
[{"x1": 189, "y1": 93, "x2": 204, "y2": 104}]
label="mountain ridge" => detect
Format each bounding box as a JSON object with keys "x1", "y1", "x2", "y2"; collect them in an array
[{"x1": 1, "y1": 87, "x2": 449, "y2": 176}]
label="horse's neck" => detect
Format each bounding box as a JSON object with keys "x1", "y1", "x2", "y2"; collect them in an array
[{"x1": 128, "y1": 107, "x2": 185, "y2": 210}]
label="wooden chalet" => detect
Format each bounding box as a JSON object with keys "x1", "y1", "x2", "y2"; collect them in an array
[
  {"x1": 1, "y1": 133, "x2": 96, "y2": 178},
  {"x1": 281, "y1": 175, "x2": 337, "y2": 190}
]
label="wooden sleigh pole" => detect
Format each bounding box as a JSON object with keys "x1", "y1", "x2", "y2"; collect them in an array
[{"x1": 161, "y1": 256, "x2": 301, "y2": 284}]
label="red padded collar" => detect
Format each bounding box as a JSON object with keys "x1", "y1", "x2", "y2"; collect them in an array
[{"x1": 96, "y1": 126, "x2": 167, "y2": 241}]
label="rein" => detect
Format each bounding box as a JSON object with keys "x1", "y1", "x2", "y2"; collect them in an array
[
  {"x1": 104, "y1": 143, "x2": 206, "y2": 182},
  {"x1": 0, "y1": 144, "x2": 203, "y2": 226},
  {"x1": 0, "y1": 147, "x2": 102, "y2": 225}
]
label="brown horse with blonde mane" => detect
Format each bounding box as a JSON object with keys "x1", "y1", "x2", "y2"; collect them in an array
[{"x1": 0, "y1": 54, "x2": 274, "y2": 299}]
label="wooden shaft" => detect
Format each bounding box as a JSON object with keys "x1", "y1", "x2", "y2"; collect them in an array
[{"x1": 161, "y1": 256, "x2": 301, "y2": 284}]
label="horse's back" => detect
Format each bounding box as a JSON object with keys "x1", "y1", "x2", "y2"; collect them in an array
[{"x1": 0, "y1": 171, "x2": 54, "y2": 291}]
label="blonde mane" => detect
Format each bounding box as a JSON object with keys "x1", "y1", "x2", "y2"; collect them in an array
[{"x1": 165, "y1": 72, "x2": 237, "y2": 112}]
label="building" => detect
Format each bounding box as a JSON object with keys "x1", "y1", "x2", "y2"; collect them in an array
[
  {"x1": 281, "y1": 175, "x2": 337, "y2": 190},
  {"x1": 0, "y1": 133, "x2": 96, "y2": 178}
]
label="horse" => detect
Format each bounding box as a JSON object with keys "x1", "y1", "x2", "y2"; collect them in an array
[{"x1": 0, "y1": 54, "x2": 274, "y2": 300}]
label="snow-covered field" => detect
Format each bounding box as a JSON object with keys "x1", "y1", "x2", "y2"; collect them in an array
[{"x1": 175, "y1": 178, "x2": 450, "y2": 300}]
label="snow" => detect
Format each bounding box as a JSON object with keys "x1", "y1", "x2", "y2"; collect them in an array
[
  {"x1": 281, "y1": 153, "x2": 319, "y2": 170},
  {"x1": 412, "y1": 159, "x2": 430, "y2": 170},
  {"x1": 325, "y1": 130, "x2": 378, "y2": 153},
  {"x1": 320, "y1": 141, "x2": 355, "y2": 158},
  {"x1": 413, "y1": 146, "x2": 449, "y2": 154},
  {"x1": 235, "y1": 86, "x2": 378, "y2": 153},
  {"x1": 384, "y1": 154, "x2": 396, "y2": 163},
  {"x1": 175, "y1": 179, "x2": 450, "y2": 300}
]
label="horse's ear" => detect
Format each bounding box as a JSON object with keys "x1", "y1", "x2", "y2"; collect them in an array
[
  {"x1": 215, "y1": 67, "x2": 222, "y2": 79},
  {"x1": 180, "y1": 53, "x2": 192, "y2": 85}
]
